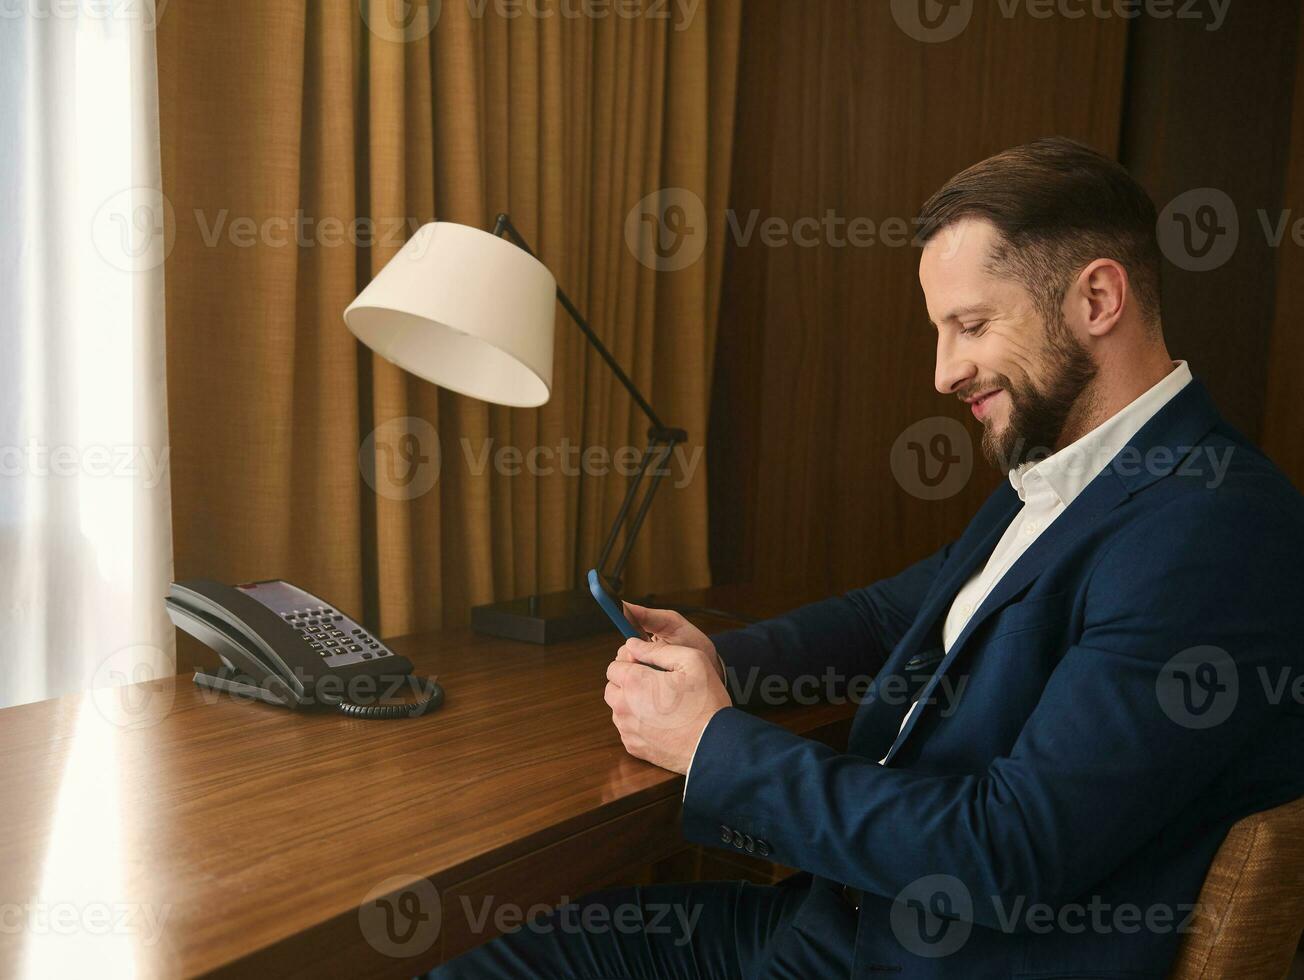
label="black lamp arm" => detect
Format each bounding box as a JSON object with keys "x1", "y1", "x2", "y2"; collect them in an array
[
  {"x1": 492, "y1": 213, "x2": 677, "y2": 436},
  {"x1": 491, "y1": 212, "x2": 687, "y2": 593},
  {"x1": 593, "y1": 435, "x2": 679, "y2": 593}
]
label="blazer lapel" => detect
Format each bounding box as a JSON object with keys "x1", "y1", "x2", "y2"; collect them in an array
[
  {"x1": 877, "y1": 378, "x2": 1224, "y2": 765},
  {"x1": 948, "y1": 471, "x2": 1129, "y2": 656},
  {"x1": 877, "y1": 469, "x2": 1129, "y2": 764},
  {"x1": 848, "y1": 484, "x2": 1020, "y2": 756}
]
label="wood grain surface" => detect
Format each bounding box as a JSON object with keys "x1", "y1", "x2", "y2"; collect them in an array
[{"x1": 0, "y1": 586, "x2": 850, "y2": 978}]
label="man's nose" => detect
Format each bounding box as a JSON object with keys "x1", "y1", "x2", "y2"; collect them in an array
[{"x1": 934, "y1": 334, "x2": 976, "y2": 395}]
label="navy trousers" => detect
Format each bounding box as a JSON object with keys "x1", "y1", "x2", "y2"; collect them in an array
[{"x1": 425, "y1": 874, "x2": 856, "y2": 979}]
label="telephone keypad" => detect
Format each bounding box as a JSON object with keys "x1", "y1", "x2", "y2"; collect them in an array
[{"x1": 246, "y1": 581, "x2": 395, "y2": 668}]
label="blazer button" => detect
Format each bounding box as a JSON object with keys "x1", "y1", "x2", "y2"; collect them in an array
[
  {"x1": 733, "y1": 831, "x2": 745, "y2": 849},
  {"x1": 906, "y1": 649, "x2": 944, "y2": 671},
  {"x1": 757, "y1": 839, "x2": 771, "y2": 857},
  {"x1": 744, "y1": 834, "x2": 755, "y2": 853},
  {"x1": 720, "y1": 824, "x2": 732, "y2": 843}
]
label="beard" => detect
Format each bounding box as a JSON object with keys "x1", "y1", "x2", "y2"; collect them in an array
[{"x1": 976, "y1": 312, "x2": 1099, "y2": 472}]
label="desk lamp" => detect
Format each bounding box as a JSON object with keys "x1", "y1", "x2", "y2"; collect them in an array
[{"x1": 344, "y1": 215, "x2": 685, "y2": 643}]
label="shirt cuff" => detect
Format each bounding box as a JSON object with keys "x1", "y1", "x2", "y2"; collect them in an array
[
  {"x1": 684, "y1": 649, "x2": 732, "y2": 800},
  {"x1": 682, "y1": 718, "x2": 713, "y2": 801}
]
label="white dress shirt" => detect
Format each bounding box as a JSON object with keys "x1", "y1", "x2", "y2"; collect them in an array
[{"x1": 686, "y1": 360, "x2": 1193, "y2": 790}]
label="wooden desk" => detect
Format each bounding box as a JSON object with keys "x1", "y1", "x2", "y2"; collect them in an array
[{"x1": 0, "y1": 586, "x2": 851, "y2": 978}]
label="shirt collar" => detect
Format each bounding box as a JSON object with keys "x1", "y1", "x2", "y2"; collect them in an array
[{"x1": 1008, "y1": 360, "x2": 1193, "y2": 505}]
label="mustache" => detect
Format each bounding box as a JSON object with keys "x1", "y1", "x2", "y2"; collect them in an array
[{"x1": 956, "y1": 375, "x2": 1015, "y2": 403}]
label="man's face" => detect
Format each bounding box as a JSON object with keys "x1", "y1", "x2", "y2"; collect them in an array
[{"x1": 918, "y1": 219, "x2": 1097, "y2": 471}]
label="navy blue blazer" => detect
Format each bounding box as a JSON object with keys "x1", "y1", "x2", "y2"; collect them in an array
[{"x1": 686, "y1": 380, "x2": 1304, "y2": 977}]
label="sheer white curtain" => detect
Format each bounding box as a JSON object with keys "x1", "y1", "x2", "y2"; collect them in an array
[{"x1": 0, "y1": 2, "x2": 174, "y2": 707}]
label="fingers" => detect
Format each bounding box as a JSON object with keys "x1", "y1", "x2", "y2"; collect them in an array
[
  {"x1": 604, "y1": 680, "x2": 623, "y2": 711},
  {"x1": 624, "y1": 638, "x2": 686, "y2": 671},
  {"x1": 623, "y1": 601, "x2": 684, "y2": 635},
  {"x1": 605, "y1": 682, "x2": 637, "y2": 755},
  {"x1": 606, "y1": 659, "x2": 645, "y2": 685},
  {"x1": 608, "y1": 641, "x2": 694, "y2": 689}
]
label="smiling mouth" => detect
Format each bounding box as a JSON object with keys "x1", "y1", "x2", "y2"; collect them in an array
[{"x1": 966, "y1": 389, "x2": 1002, "y2": 419}]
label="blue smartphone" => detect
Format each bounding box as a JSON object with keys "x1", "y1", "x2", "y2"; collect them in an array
[{"x1": 587, "y1": 569, "x2": 647, "y2": 641}]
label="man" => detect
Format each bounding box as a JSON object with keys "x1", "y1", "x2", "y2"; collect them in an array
[{"x1": 433, "y1": 138, "x2": 1304, "y2": 976}]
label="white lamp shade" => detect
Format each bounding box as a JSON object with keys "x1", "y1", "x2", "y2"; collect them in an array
[{"x1": 344, "y1": 221, "x2": 557, "y2": 407}]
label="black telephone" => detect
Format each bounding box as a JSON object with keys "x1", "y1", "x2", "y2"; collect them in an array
[{"x1": 165, "y1": 579, "x2": 444, "y2": 719}]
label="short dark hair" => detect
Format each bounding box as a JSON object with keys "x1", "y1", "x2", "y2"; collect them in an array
[{"x1": 916, "y1": 137, "x2": 1163, "y2": 328}]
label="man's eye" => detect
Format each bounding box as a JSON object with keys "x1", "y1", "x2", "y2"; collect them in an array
[{"x1": 959, "y1": 321, "x2": 986, "y2": 336}]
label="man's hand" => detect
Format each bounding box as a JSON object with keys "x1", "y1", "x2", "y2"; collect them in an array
[
  {"x1": 604, "y1": 638, "x2": 731, "y2": 774},
  {"x1": 621, "y1": 602, "x2": 726, "y2": 684}
]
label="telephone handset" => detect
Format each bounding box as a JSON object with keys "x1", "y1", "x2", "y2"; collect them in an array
[{"x1": 165, "y1": 579, "x2": 444, "y2": 719}]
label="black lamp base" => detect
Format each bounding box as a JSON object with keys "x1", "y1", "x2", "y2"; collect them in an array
[{"x1": 471, "y1": 588, "x2": 612, "y2": 644}]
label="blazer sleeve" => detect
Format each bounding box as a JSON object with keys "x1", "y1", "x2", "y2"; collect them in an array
[
  {"x1": 682, "y1": 488, "x2": 1304, "y2": 930},
  {"x1": 710, "y1": 540, "x2": 954, "y2": 706}
]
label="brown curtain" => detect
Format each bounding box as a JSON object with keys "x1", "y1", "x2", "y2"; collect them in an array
[{"x1": 157, "y1": 0, "x2": 741, "y2": 653}]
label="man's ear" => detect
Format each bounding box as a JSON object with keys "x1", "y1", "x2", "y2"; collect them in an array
[{"x1": 1075, "y1": 259, "x2": 1128, "y2": 337}]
